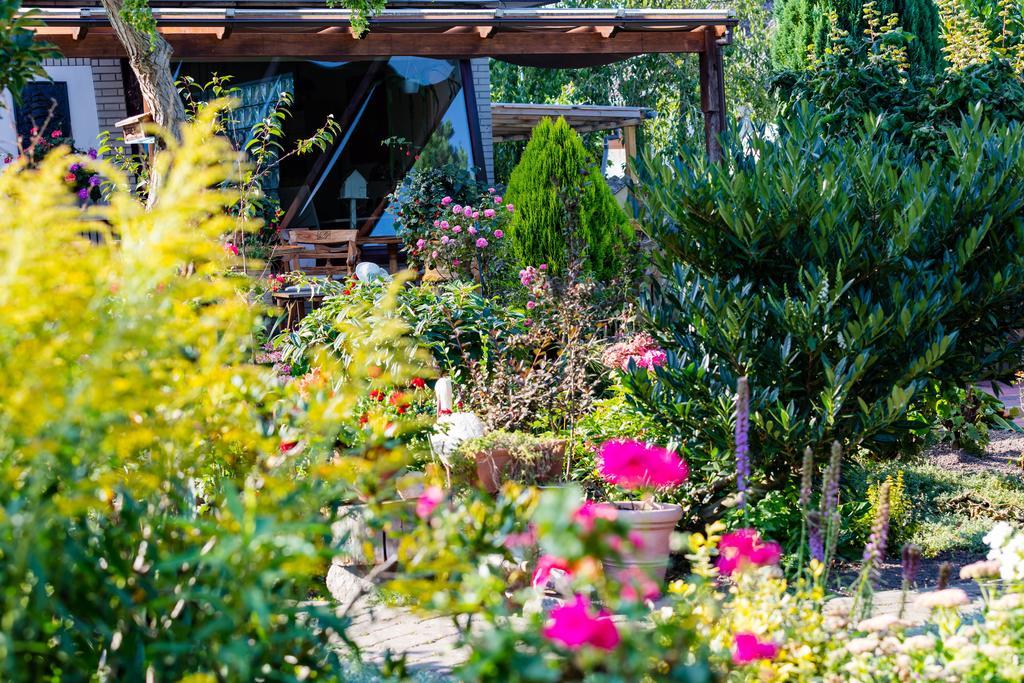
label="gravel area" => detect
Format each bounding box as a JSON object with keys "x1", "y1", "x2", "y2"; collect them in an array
[{"x1": 925, "y1": 431, "x2": 1024, "y2": 479}]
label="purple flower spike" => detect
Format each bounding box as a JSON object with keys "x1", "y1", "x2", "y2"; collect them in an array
[
  {"x1": 862, "y1": 481, "x2": 891, "y2": 583},
  {"x1": 734, "y1": 376, "x2": 751, "y2": 509},
  {"x1": 806, "y1": 511, "x2": 825, "y2": 563}
]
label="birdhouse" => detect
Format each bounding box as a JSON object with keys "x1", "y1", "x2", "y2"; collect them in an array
[
  {"x1": 341, "y1": 170, "x2": 368, "y2": 200},
  {"x1": 113, "y1": 112, "x2": 155, "y2": 145}
]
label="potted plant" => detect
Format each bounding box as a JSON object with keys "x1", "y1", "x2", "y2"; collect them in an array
[
  {"x1": 595, "y1": 439, "x2": 689, "y2": 584},
  {"x1": 455, "y1": 430, "x2": 566, "y2": 494}
]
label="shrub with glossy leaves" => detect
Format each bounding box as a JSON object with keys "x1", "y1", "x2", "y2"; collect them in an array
[{"x1": 626, "y1": 107, "x2": 1024, "y2": 506}]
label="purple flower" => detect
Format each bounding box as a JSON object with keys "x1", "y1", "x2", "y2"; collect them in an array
[
  {"x1": 806, "y1": 511, "x2": 824, "y2": 563},
  {"x1": 862, "y1": 481, "x2": 891, "y2": 584},
  {"x1": 799, "y1": 447, "x2": 814, "y2": 510},
  {"x1": 734, "y1": 377, "x2": 751, "y2": 509},
  {"x1": 69, "y1": 163, "x2": 81, "y2": 172},
  {"x1": 77, "y1": 188, "x2": 89, "y2": 200},
  {"x1": 87, "y1": 148, "x2": 98, "y2": 159},
  {"x1": 475, "y1": 238, "x2": 488, "y2": 249},
  {"x1": 902, "y1": 543, "x2": 921, "y2": 586},
  {"x1": 88, "y1": 175, "x2": 100, "y2": 187}
]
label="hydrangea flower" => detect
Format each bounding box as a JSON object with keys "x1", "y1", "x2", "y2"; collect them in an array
[{"x1": 542, "y1": 595, "x2": 620, "y2": 651}]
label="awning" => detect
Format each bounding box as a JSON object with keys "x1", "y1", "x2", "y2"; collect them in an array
[
  {"x1": 24, "y1": 4, "x2": 737, "y2": 64},
  {"x1": 492, "y1": 103, "x2": 656, "y2": 142}
]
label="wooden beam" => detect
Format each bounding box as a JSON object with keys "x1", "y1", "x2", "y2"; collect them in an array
[
  {"x1": 698, "y1": 28, "x2": 726, "y2": 162},
  {"x1": 40, "y1": 27, "x2": 707, "y2": 59},
  {"x1": 475, "y1": 25, "x2": 496, "y2": 38},
  {"x1": 622, "y1": 125, "x2": 638, "y2": 182}
]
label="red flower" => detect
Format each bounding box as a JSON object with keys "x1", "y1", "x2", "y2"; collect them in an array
[
  {"x1": 410, "y1": 377, "x2": 426, "y2": 389},
  {"x1": 279, "y1": 440, "x2": 298, "y2": 453},
  {"x1": 358, "y1": 414, "x2": 369, "y2": 425},
  {"x1": 64, "y1": 173, "x2": 76, "y2": 183},
  {"x1": 343, "y1": 289, "x2": 352, "y2": 296},
  {"x1": 390, "y1": 391, "x2": 410, "y2": 414},
  {"x1": 369, "y1": 389, "x2": 385, "y2": 402}
]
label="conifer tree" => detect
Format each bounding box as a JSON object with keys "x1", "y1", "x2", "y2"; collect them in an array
[{"x1": 503, "y1": 117, "x2": 633, "y2": 281}]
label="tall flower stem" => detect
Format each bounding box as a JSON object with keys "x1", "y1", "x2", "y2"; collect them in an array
[{"x1": 851, "y1": 480, "x2": 891, "y2": 621}]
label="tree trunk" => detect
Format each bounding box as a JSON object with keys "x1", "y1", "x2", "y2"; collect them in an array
[{"x1": 100, "y1": 0, "x2": 185, "y2": 206}]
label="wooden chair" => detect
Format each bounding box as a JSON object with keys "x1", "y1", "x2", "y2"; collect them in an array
[{"x1": 284, "y1": 228, "x2": 360, "y2": 278}]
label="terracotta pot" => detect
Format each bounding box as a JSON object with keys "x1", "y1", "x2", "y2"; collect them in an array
[
  {"x1": 602, "y1": 502, "x2": 683, "y2": 584},
  {"x1": 473, "y1": 440, "x2": 566, "y2": 494}
]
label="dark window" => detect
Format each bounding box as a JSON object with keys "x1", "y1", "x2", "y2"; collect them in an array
[{"x1": 15, "y1": 82, "x2": 73, "y2": 142}]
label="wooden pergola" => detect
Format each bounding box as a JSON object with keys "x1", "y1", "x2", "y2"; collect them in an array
[{"x1": 24, "y1": 2, "x2": 737, "y2": 159}]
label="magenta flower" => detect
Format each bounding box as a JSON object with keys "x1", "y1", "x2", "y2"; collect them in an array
[
  {"x1": 452, "y1": 204, "x2": 463, "y2": 214},
  {"x1": 618, "y1": 567, "x2": 661, "y2": 602},
  {"x1": 452, "y1": 258, "x2": 461, "y2": 267},
  {"x1": 572, "y1": 500, "x2": 618, "y2": 532},
  {"x1": 463, "y1": 206, "x2": 474, "y2": 218},
  {"x1": 526, "y1": 300, "x2": 536, "y2": 310},
  {"x1": 732, "y1": 632, "x2": 780, "y2": 664},
  {"x1": 716, "y1": 528, "x2": 782, "y2": 576},
  {"x1": 51, "y1": 129, "x2": 62, "y2": 139},
  {"x1": 476, "y1": 238, "x2": 488, "y2": 248},
  {"x1": 441, "y1": 196, "x2": 453, "y2": 205},
  {"x1": 224, "y1": 243, "x2": 239, "y2": 256},
  {"x1": 416, "y1": 486, "x2": 445, "y2": 520},
  {"x1": 636, "y1": 349, "x2": 667, "y2": 369},
  {"x1": 494, "y1": 229, "x2": 504, "y2": 239},
  {"x1": 440, "y1": 220, "x2": 449, "y2": 229},
  {"x1": 416, "y1": 238, "x2": 426, "y2": 249},
  {"x1": 488, "y1": 187, "x2": 495, "y2": 193},
  {"x1": 543, "y1": 595, "x2": 620, "y2": 651},
  {"x1": 452, "y1": 225, "x2": 462, "y2": 233},
  {"x1": 472, "y1": 211, "x2": 480, "y2": 219},
  {"x1": 433, "y1": 220, "x2": 440, "y2": 227},
  {"x1": 494, "y1": 195, "x2": 503, "y2": 204},
  {"x1": 431, "y1": 250, "x2": 439, "y2": 258},
  {"x1": 532, "y1": 554, "x2": 572, "y2": 589},
  {"x1": 597, "y1": 440, "x2": 688, "y2": 490},
  {"x1": 506, "y1": 204, "x2": 515, "y2": 212},
  {"x1": 483, "y1": 208, "x2": 496, "y2": 218},
  {"x1": 539, "y1": 264, "x2": 547, "y2": 271}
]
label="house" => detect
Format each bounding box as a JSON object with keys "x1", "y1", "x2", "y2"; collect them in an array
[{"x1": 6, "y1": 0, "x2": 734, "y2": 258}]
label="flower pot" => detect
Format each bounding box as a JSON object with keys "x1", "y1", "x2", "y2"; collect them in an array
[
  {"x1": 602, "y1": 502, "x2": 683, "y2": 585},
  {"x1": 474, "y1": 440, "x2": 566, "y2": 494}
]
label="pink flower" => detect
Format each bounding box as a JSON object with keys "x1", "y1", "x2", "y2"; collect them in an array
[
  {"x1": 532, "y1": 554, "x2": 572, "y2": 589},
  {"x1": 464, "y1": 206, "x2": 474, "y2": 218},
  {"x1": 441, "y1": 196, "x2": 453, "y2": 205},
  {"x1": 452, "y1": 204, "x2": 463, "y2": 214},
  {"x1": 732, "y1": 632, "x2": 780, "y2": 664},
  {"x1": 452, "y1": 258, "x2": 461, "y2": 267},
  {"x1": 475, "y1": 238, "x2": 488, "y2": 249},
  {"x1": 526, "y1": 300, "x2": 536, "y2": 310},
  {"x1": 488, "y1": 187, "x2": 496, "y2": 194},
  {"x1": 597, "y1": 440, "x2": 688, "y2": 490},
  {"x1": 441, "y1": 235, "x2": 450, "y2": 245},
  {"x1": 494, "y1": 229, "x2": 504, "y2": 239},
  {"x1": 494, "y1": 195, "x2": 503, "y2": 204},
  {"x1": 51, "y1": 129, "x2": 62, "y2": 138},
  {"x1": 416, "y1": 238, "x2": 426, "y2": 249},
  {"x1": 433, "y1": 220, "x2": 441, "y2": 227},
  {"x1": 416, "y1": 486, "x2": 445, "y2": 519},
  {"x1": 506, "y1": 204, "x2": 515, "y2": 212},
  {"x1": 572, "y1": 501, "x2": 618, "y2": 532},
  {"x1": 452, "y1": 225, "x2": 462, "y2": 233},
  {"x1": 467, "y1": 226, "x2": 477, "y2": 235},
  {"x1": 440, "y1": 220, "x2": 449, "y2": 229},
  {"x1": 483, "y1": 208, "x2": 496, "y2": 218},
  {"x1": 543, "y1": 595, "x2": 620, "y2": 651},
  {"x1": 716, "y1": 529, "x2": 782, "y2": 576},
  {"x1": 636, "y1": 349, "x2": 667, "y2": 369},
  {"x1": 224, "y1": 243, "x2": 239, "y2": 256},
  {"x1": 618, "y1": 567, "x2": 661, "y2": 602},
  {"x1": 431, "y1": 250, "x2": 439, "y2": 258},
  {"x1": 472, "y1": 211, "x2": 480, "y2": 219},
  {"x1": 504, "y1": 527, "x2": 537, "y2": 549},
  {"x1": 539, "y1": 264, "x2": 547, "y2": 271}
]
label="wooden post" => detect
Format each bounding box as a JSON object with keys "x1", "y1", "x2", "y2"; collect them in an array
[
  {"x1": 698, "y1": 28, "x2": 726, "y2": 162},
  {"x1": 622, "y1": 124, "x2": 638, "y2": 183}
]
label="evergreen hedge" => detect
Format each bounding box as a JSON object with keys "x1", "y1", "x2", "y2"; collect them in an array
[{"x1": 503, "y1": 117, "x2": 633, "y2": 280}]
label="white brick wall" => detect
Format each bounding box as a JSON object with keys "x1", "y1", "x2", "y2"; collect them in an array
[
  {"x1": 89, "y1": 59, "x2": 128, "y2": 145},
  {"x1": 470, "y1": 58, "x2": 494, "y2": 184}
]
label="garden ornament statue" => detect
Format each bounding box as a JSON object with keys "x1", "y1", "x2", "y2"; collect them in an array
[
  {"x1": 430, "y1": 377, "x2": 485, "y2": 485},
  {"x1": 354, "y1": 261, "x2": 391, "y2": 282}
]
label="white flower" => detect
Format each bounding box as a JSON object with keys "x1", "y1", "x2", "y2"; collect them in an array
[
  {"x1": 846, "y1": 635, "x2": 879, "y2": 655},
  {"x1": 901, "y1": 634, "x2": 935, "y2": 653},
  {"x1": 857, "y1": 614, "x2": 906, "y2": 633},
  {"x1": 984, "y1": 522, "x2": 1016, "y2": 554},
  {"x1": 915, "y1": 588, "x2": 971, "y2": 609}
]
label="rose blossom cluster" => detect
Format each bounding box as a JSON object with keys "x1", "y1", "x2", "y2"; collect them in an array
[
  {"x1": 410, "y1": 188, "x2": 513, "y2": 278},
  {"x1": 601, "y1": 333, "x2": 668, "y2": 371}
]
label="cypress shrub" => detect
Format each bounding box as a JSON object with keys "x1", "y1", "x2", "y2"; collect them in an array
[{"x1": 503, "y1": 117, "x2": 633, "y2": 280}]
